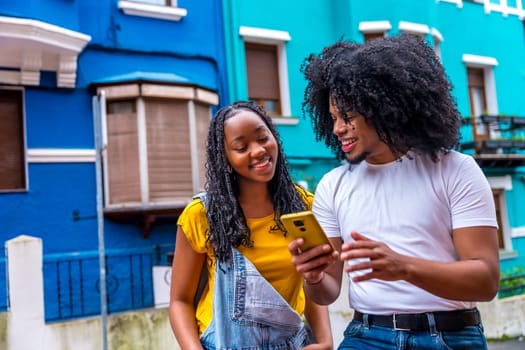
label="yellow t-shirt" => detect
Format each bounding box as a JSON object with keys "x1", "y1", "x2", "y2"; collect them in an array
[{"x1": 177, "y1": 187, "x2": 313, "y2": 335}]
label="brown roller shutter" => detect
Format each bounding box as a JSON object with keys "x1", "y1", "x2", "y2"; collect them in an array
[
  {"x1": 106, "y1": 101, "x2": 141, "y2": 205},
  {"x1": 0, "y1": 90, "x2": 25, "y2": 191},
  {"x1": 245, "y1": 43, "x2": 281, "y2": 114},
  {"x1": 146, "y1": 98, "x2": 192, "y2": 202}
]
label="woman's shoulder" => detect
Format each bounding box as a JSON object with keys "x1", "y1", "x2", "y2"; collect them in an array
[
  {"x1": 178, "y1": 197, "x2": 209, "y2": 253},
  {"x1": 179, "y1": 197, "x2": 207, "y2": 226}
]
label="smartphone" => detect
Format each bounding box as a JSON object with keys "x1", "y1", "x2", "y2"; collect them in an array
[{"x1": 280, "y1": 211, "x2": 335, "y2": 252}]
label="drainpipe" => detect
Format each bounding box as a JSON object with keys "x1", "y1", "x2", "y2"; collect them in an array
[{"x1": 92, "y1": 92, "x2": 108, "y2": 350}]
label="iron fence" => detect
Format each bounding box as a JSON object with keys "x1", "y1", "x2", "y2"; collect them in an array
[{"x1": 43, "y1": 244, "x2": 173, "y2": 322}]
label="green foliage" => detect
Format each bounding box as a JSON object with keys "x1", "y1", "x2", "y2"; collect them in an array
[{"x1": 499, "y1": 266, "x2": 525, "y2": 298}]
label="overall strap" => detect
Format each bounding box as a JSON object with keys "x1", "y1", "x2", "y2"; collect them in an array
[
  {"x1": 193, "y1": 191, "x2": 208, "y2": 208},
  {"x1": 192, "y1": 191, "x2": 209, "y2": 308}
]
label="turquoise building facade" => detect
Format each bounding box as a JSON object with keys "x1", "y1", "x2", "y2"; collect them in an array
[{"x1": 222, "y1": 0, "x2": 525, "y2": 279}]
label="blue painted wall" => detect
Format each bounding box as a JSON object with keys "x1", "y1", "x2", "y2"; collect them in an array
[{"x1": 0, "y1": 0, "x2": 228, "y2": 317}]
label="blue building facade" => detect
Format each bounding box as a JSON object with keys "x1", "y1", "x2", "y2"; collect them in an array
[{"x1": 0, "y1": 0, "x2": 228, "y2": 320}]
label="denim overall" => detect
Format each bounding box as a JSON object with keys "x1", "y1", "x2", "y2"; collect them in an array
[{"x1": 199, "y1": 248, "x2": 312, "y2": 350}]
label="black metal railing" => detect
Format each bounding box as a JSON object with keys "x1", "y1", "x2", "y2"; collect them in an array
[
  {"x1": 460, "y1": 114, "x2": 525, "y2": 151},
  {"x1": 43, "y1": 244, "x2": 173, "y2": 322}
]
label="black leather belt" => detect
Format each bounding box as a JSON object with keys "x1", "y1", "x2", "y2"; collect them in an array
[{"x1": 353, "y1": 308, "x2": 481, "y2": 332}]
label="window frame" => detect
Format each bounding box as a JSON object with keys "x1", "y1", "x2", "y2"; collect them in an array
[
  {"x1": 244, "y1": 42, "x2": 282, "y2": 116},
  {"x1": 431, "y1": 28, "x2": 444, "y2": 59},
  {"x1": 118, "y1": 0, "x2": 187, "y2": 21},
  {"x1": 239, "y1": 26, "x2": 292, "y2": 122},
  {"x1": 487, "y1": 176, "x2": 514, "y2": 254},
  {"x1": 398, "y1": 21, "x2": 430, "y2": 38},
  {"x1": 95, "y1": 82, "x2": 217, "y2": 209},
  {"x1": 463, "y1": 54, "x2": 499, "y2": 141}
]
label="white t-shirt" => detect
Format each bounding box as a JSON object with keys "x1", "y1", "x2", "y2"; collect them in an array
[{"x1": 313, "y1": 151, "x2": 497, "y2": 314}]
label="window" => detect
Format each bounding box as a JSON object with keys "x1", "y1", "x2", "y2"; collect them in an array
[
  {"x1": 467, "y1": 67, "x2": 489, "y2": 144},
  {"x1": 95, "y1": 82, "x2": 217, "y2": 209},
  {"x1": 118, "y1": 0, "x2": 187, "y2": 21},
  {"x1": 463, "y1": 54, "x2": 499, "y2": 146},
  {"x1": 245, "y1": 43, "x2": 281, "y2": 116},
  {"x1": 487, "y1": 176, "x2": 513, "y2": 253},
  {"x1": 363, "y1": 32, "x2": 386, "y2": 43},
  {"x1": 239, "y1": 26, "x2": 291, "y2": 119},
  {"x1": 0, "y1": 89, "x2": 26, "y2": 192},
  {"x1": 493, "y1": 189, "x2": 505, "y2": 249},
  {"x1": 358, "y1": 21, "x2": 392, "y2": 43},
  {"x1": 431, "y1": 28, "x2": 443, "y2": 59}
]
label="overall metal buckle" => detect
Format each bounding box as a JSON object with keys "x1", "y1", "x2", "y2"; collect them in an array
[{"x1": 393, "y1": 313, "x2": 411, "y2": 331}]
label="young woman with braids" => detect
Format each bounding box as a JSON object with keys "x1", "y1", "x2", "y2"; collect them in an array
[
  {"x1": 288, "y1": 35, "x2": 499, "y2": 349},
  {"x1": 169, "y1": 101, "x2": 333, "y2": 349}
]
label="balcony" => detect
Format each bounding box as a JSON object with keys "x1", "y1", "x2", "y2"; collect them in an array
[{"x1": 459, "y1": 114, "x2": 525, "y2": 167}]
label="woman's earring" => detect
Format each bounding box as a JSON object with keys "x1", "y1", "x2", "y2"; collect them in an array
[{"x1": 226, "y1": 165, "x2": 232, "y2": 174}]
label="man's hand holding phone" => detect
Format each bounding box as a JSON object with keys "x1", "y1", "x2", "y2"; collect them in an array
[{"x1": 282, "y1": 211, "x2": 340, "y2": 290}]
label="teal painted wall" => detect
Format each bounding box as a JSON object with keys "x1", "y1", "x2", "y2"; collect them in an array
[
  {"x1": 222, "y1": 0, "x2": 353, "y2": 185},
  {"x1": 223, "y1": 1, "x2": 525, "y2": 272}
]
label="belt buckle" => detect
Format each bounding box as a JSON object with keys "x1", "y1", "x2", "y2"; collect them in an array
[{"x1": 393, "y1": 313, "x2": 411, "y2": 331}]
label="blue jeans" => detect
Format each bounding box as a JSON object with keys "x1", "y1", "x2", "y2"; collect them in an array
[
  {"x1": 200, "y1": 249, "x2": 311, "y2": 349},
  {"x1": 339, "y1": 318, "x2": 488, "y2": 350}
]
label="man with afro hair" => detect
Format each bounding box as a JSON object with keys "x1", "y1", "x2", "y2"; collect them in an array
[{"x1": 288, "y1": 34, "x2": 499, "y2": 349}]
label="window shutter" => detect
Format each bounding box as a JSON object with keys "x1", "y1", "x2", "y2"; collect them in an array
[
  {"x1": 106, "y1": 109, "x2": 142, "y2": 205},
  {"x1": 0, "y1": 90, "x2": 25, "y2": 190},
  {"x1": 245, "y1": 43, "x2": 280, "y2": 101},
  {"x1": 146, "y1": 99, "x2": 192, "y2": 202},
  {"x1": 364, "y1": 32, "x2": 385, "y2": 42},
  {"x1": 467, "y1": 67, "x2": 484, "y2": 88}
]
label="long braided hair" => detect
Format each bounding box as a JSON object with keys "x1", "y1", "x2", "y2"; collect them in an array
[
  {"x1": 205, "y1": 100, "x2": 308, "y2": 263},
  {"x1": 302, "y1": 34, "x2": 461, "y2": 162}
]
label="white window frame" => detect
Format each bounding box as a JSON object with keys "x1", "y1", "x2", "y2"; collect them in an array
[
  {"x1": 398, "y1": 21, "x2": 430, "y2": 36},
  {"x1": 358, "y1": 20, "x2": 392, "y2": 35},
  {"x1": 436, "y1": 0, "x2": 464, "y2": 8},
  {"x1": 118, "y1": 0, "x2": 187, "y2": 21},
  {"x1": 27, "y1": 149, "x2": 95, "y2": 163},
  {"x1": 239, "y1": 26, "x2": 293, "y2": 124},
  {"x1": 487, "y1": 176, "x2": 513, "y2": 253},
  {"x1": 462, "y1": 54, "x2": 499, "y2": 116}
]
